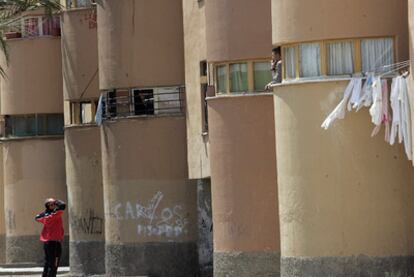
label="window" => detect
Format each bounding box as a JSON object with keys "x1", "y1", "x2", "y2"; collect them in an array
[
  {"x1": 230, "y1": 63, "x2": 248, "y2": 93},
  {"x1": 214, "y1": 60, "x2": 273, "y2": 94},
  {"x1": 284, "y1": 46, "x2": 297, "y2": 79},
  {"x1": 5, "y1": 114, "x2": 63, "y2": 138},
  {"x1": 216, "y1": 65, "x2": 227, "y2": 93},
  {"x1": 281, "y1": 37, "x2": 395, "y2": 80},
  {"x1": 133, "y1": 89, "x2": 154, "y2": 115},
  {"x1": 67, "y1": 100, "x2": 98, "y2": 125},
  {"x1": 327, "y1": 41, "x2": 354, "y2": 75},
  {"x1": 100, "y1": 87, "x2": 184, "y2": 120},
  {"x1": 300, "y1": 43, "x2": 321, "y2": 77},
  {"x1": 23, "y1": 17, "x2": 39, "y2": 37},
  {"x1": 361, "y1": 38, "x2": 394, "y2": 73},
  {"x1": 201, "y1": 84, "x2": 209, "y2": 133},
  {"x1": 254, "y1": 62, "x2": 272, "y2": 91}
]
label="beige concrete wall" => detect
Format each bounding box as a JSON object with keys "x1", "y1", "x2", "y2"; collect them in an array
[
  {"x1": 97, "y1": 0, "x2": 185, "y2": 90},
  {"x1": 409, "y1": 0, "x2": 414, "y2": 168},
  {"x1": 208, "y1": 94, "x2": 279, "y2": 252},
  {"x1": 101, "y1": 116, "x2": 197, "y2": 244},
  {"x1": 0, "y1": 38, "x2": 63, "y2": 115},
  {"x1": 0, "y1": 145, "x2": 5, "y2": 263},
  {"x1": 205, "y1": 0, "x2": 272, "y2": 62},
  {"x1": 182, "y1": 0, "x2": 210, "y2": 179},
  {"x1": 65, "y1": 126, "x2": 103, "y2": 241},
  {"x1": 274, "y1": 80, "x2": 414, "y2": 257},
  {"x1": 61, "y1": 8, "x2": 99, "y2": 101},
  {"x1": 272, "y1": 0, "x2": 409, "y2": 61},
  {"x1": 3, "y1": 139, "x2": 67, "y2": 237}
]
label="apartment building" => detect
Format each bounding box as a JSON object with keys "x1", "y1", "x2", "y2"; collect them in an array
[
  {"x1": 183, "y1": 0, "x2": 280, "y2": 276},
  {"x1": 0, "y1": 9, "x2": 68, "y2": 265},
  {"x1": 60, "y1": 0, "x2": 104, "y2": 275},
  {"x1": 272, "y1": 0, "x2": 414, "y2": 276}
]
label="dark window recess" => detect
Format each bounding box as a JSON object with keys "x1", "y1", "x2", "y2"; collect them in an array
[
  {"x1": 5, "y1": 114, "x2": 64, "y2": 138},
  {"x1": 134, "y1": 89, "x2": 154, "y2": 115},
  {"x1": 201, "y1": 84, "x2": 208, "y2": 132},
  {"x1": 200, "y1": 60, "x2": 208, "y2": 77}
]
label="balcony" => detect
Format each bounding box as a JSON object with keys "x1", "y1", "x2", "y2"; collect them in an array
[
  {"x1": 3, "y1": 15, "x2": 61, "y2": 40},
  {"x1": 98, "y1": 86, "x2": 186, "y2": 122}
]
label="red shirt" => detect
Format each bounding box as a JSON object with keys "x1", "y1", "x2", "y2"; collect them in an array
[{"x1": 35, "y1": 209, "x2": 65, "y2": 242}]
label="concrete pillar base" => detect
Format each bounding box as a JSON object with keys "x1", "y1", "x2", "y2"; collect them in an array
[
  {"x1": 105, "y1": 241, "x2": 198, "y2": 276},
  {"x1": 6, "y1": 235, "x2": 69, "y2": 266},
  {"x1": 69, "y1": 241, "x2": 105, "y2": 275},
  {"x1": 281, "y1": 256, "x2": 414, "y2": 277},
  {"x1": 197, "y1": 178, "x2": 213, "y2": 277},
  {"x1": 0, "y1": 234, "x2": 5, "y2": 264},
  {"x1": 214, "y1": 251, "x2": 280, "y2": 277}
]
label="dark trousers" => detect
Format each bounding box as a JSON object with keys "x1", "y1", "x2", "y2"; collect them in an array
[{"x1": 42, "y1": 241, "x2": 62, "y2": 277}]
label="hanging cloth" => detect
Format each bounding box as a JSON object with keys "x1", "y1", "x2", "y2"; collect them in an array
[
  {"x1": 321, "y1": 78, "x2": 356, "y2": 129},
  {"x1": 347, "y1": 78, "x2": 363, "y2": 111},
  {"x1": 390, "y1": 76, "x2": 412, "y2": 160},
  {"x1": 355, "y1": 74, "x2": 375, "y2": 111},
  {"x1": 369, "y1": 76, "x2": 383, "y2": 126},
  {"x1": 371, "y1": 79, "x2": 391, "y2": 142}
]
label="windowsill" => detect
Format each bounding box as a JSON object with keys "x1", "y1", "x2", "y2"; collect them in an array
[
  {"x1": 63, "y1": 5, "x2": 95, "y2": 12},
  {"x1": 0, "y1": 135, "x2": 64, "y2": 142},
  {"x1": 64, "y1": 123, "x2": 98, "y2": 129},
  {"x1": 102, "y1": 112, "x2": 186, "y2": 124},
  {"x1": 4, "y1": 35, "x2": 61, "y2": 41},
  {"x1": 207, "y1": 91, "x2": 273, "y2": 100},
  {"x1": 276, "y1": 73, "x2": 400, "y2": 88}
]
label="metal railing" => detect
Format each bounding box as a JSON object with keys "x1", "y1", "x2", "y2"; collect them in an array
[{"x1": 98, "y1": 87, "x2": 186, "y2": 121}]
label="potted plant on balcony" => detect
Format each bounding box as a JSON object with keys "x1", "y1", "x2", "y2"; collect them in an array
[{"x1": 4, "y1": 31, "x2": 21, "y2": 39}]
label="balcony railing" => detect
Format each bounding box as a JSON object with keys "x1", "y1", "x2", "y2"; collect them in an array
[
  {"x1": 97, "y1": 86, "x2": 186, "y2": 122},
  {"x1": 3, "y1": 15, "x2": 61, "y2": 39}
]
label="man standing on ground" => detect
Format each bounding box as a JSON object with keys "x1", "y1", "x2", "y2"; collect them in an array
[{"x1": 35, "y1": 198, "x2": 66, "y2": 277}]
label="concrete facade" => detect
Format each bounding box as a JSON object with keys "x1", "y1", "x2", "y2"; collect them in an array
[
  {"x1": 0, "y1": 32, "x2": 67, "y2": 265},
  {"x1": 61, "y1": 6, "x2": 104, "y2": 275},
  {"x1": 274, "y1": 81, "x2": 414, "y2": 277},
  {"x1": 101, "y1": 117, "x2": 198, "y2": 276},
  {"x1": 273, "y1": 0, "x2": 413, "y2": 275},
  {"x1": 96, "y1": 1, "x2": 198, "y2": 275},
  {"x1": 208, "y1": 95, "x2": 280, "y2": 277}
]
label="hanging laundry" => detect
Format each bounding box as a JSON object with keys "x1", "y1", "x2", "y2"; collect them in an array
[
  {"x1": 355, "y1": 74, "x2": 375, "y2": 111},
  {"x1": 321, "y1": 78, "x2": 357, "y2": 129},
  {"x1": 369, "y1": 77, "x2": 383, "y2": 126},
  {"x1": 390, "y1": 76, "x2": 412, "y2": 160},
  {"x1": 371, "y1": 79, "x2": 391, "y2": 142},
  {"x1": 347, "y1": 78, "x2": 363, "y2": 111}
]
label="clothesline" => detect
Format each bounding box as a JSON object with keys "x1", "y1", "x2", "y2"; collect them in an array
[{"x1": 321, "y1": 71, "x2": 412, "y2": 160}]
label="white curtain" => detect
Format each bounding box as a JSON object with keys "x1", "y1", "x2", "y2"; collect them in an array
[
  {"x1": 328, "y1": 42, "x2": 354, "y2": 75},
  {"x1": 300, "y1": 43, "x2": 321, "y2": 77},
  {"x1": 284, "y1": 46, "x2": 296, "y2": 79},
  {"x1": 361, "y1": 38, "x2": 394, "y2": 73},
  {"x1": 230, "y1": 63, "x2": 248, "y2": 93}
]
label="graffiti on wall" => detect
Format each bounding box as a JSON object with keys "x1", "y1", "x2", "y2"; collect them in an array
[
  {"x1": 113, "y1": 191, "x2": 189, "y2": 238},
  {"x1": 72, "y1": 209, "x2": 103, "y2": 235}
]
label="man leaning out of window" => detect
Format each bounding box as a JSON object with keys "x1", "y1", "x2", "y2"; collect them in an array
[{"x1": 265, "y1": 47, "x2": 282, "y2": 90}]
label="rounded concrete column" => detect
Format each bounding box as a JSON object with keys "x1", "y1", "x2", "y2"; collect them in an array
[
  {"x1": 3, "y1": 139, "x2": 68, "y2": 265},
  {"x1": 0, "y1": 34, "x2": 66, "y2": 265},
  {"x1": 0, "y1": 145, "x2": 5, "y2": 264},
  {"x1": 65, "y1": 127, "x2": 104, "y2": 274},
  {"x1": 61, "y1": 7, "x2": 103, "y2": 275},
  {"x1": 208, "y1": 94, "x2": 280, "y2": 276},
  {"x1": 101, "y1": 116, "x2": 198, "y2": 276},
  {"x1": 274, "y1": 80, "x2": 414, "y2": 276}
]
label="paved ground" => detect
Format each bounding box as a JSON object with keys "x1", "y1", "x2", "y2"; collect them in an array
[{"x1": 0, "y1": 266, "x2": 69, "y2": 276}]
